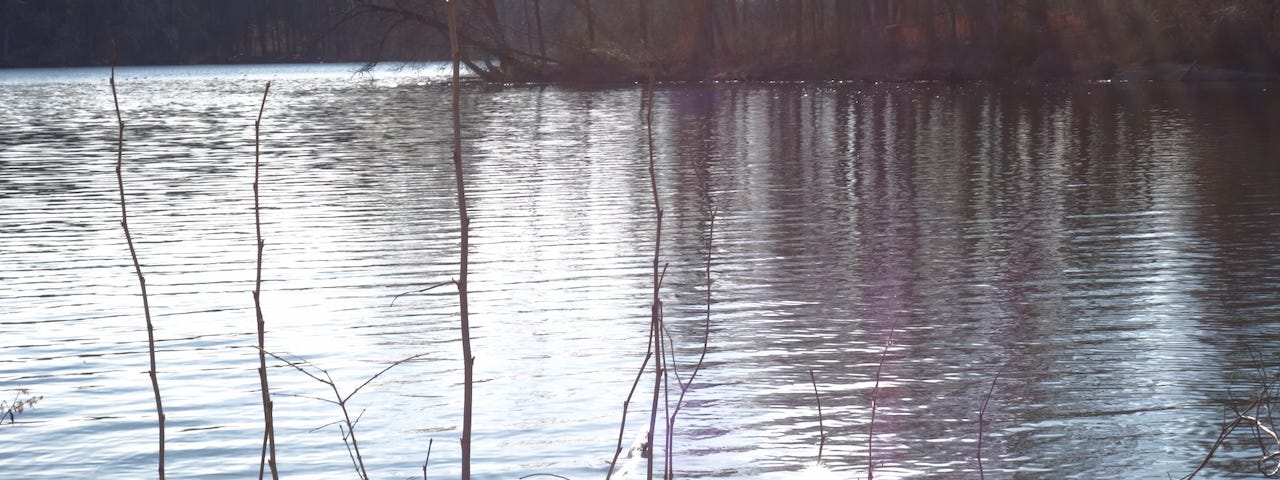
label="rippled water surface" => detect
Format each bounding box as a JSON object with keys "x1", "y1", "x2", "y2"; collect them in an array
[{"x1": 3, "y1": 64, "x2": 1280, "y2": 479}]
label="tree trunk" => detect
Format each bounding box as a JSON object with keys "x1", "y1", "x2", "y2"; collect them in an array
[
  {"x1": 639, "y1": 0, "x2": 649, "y2": 49},
  {"x1": 794, "y1": 0, "x2": 804, "y2": 59},
  {"x1": 585, "y1": 0, "x2": 594, "y2": 46},
  {"x1": 727, "y1": 0, "x2": 738, "y2": 59},
  {"x1": 834, "y1": 0, "x2": 852, "y2": 58},
  {"x1": 533, "y1": 0, "x2": 545, "y2": 63},
  {"x1": 923, "y1": 0, "x2": 938, "y2": 57},
  {"x1": 677, "y1": 0, "x2": 716, "y2": 75}
]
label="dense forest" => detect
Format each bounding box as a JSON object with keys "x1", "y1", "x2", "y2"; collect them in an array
[
  {"x1": 0, "y1": 0, "x2": 437, "y2": 66},
  {"x1": 3, "y1": 0, "x2": 1279, "y2": 82}
]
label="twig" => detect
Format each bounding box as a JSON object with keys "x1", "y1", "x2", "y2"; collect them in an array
[
  {"x1": 977, "y1": 362, "x2": 1008, "y2": 480},
  {"x1": 810, "y1": 368, "x2": 826, "y2": 464},
  {"x1": 261, "y1": 349, "x2": 428, "y2": 480},
  {"x1": 391, "y1": 280, "x2": 456, "y2": 306},
  {"x1": 339, "y1": 423, "x2": 363, "y2": 479},
  {"x1": 519, "y1": 474, "x2": 571, "y2": 480},
  {"x1": 274, "y1": 391, "x2": 337, "y2": 405},
  {"x1": 112, "y1": 40, "x2": 165, "y2": 480},
  {"x1": 1183, "y1": 361, "x2": 1280, "y2": 479},
  {"x1": 661, "y1": 321, "x2": 672, "y2": 478},
  {"x1": 444, "y1": 2, "x2": 475, "y2": 479},
  {"x1": 606, "y1": 346, "x2": 654, "y2": 478},
  {"x1": 868, "y1": 326, "x2": 894, "y2": 480},
  {"x1": 665, "y1": 211, "x2": 715, "y2": 479},
  {"x1": 1246, "y1": 347, "x2": 1280, "y2": 474},
  {"x1": 251, "y1": 79, "x2": 278, "y2": 480},
  {"x1": 646, "y1": 314, "x2": 664, "y2": 480},
  {"x1": 605, "y1": 260, "x2": 665, "y2": 480},
  {"x1": 423, "y1": 438, "x2": 432, "y2": 480},
  {"x1": 1183, "y1": 406, "x2": 1260, "y2": 479},
  {"x1": 1241, "y1": 414, "x2": 1280, "y2": 476},
  {"x1": 642, "y1": 71, "x2": 663, "y2": 480},
  {"x1": 263, "y1": 351, "x2": 329, "y2": 385}
]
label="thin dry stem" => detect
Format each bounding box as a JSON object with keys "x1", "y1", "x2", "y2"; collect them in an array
[
  {"x1": 111, "y1": 40, "x2": 165, "y2": 480},
  {"x1": 868, "y1": 326, "x2": 894, "y2": 480},
  {"x1": 252, "y1": 80, "x2": 278, "y2": 480},
  {"x1": 337, "y1": 422, "x2": 365, "y2": 479},
  {"x1": 444, "y1": 2, "x2": 475, "y2": 478},
  {"x1": 661, "y1": 325, "x2": 672, "y2": 477},
  {"x1": 665, "y1": 211, "x2": 715, "y2": 479},
  {"x1": 606, "y1": 346, "x2": 654, "y2": 479},
  {"x1": 977, "y1": 362, "x2": 1008, "y2": 480},
  {"x1": 391, "y1": 280, "x2": 456, "y2": 306},
  {"x1": 423, "y1": 438, "x2": 433, "y2": 480},
  {"x1": 643, "y1": 71, "x2": 663, "y2": 480},
  {"x1": 335, "y1": 395, "x2": 368, "y2": 480},
  {"x1": 810, "y1": 368, "x2": 826, "y2": 463},
  {"x1": 605, "y1": 260, "x2": 667, "y2": 479}
]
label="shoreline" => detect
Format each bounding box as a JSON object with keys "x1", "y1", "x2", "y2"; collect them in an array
[{"x1": 4, "y1": 59, "x2": 1278, "y2": 86}]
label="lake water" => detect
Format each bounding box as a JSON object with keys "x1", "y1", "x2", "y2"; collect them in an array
[{"x1": 2, "y1": 63, "x2": 1279, "y2": 479}]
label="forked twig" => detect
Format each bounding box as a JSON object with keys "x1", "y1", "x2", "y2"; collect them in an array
[
  {"x1": 261, "y1": 349, "x2": 428, "y2": 480},
  {"x1": 1183, "y1": 398, "x2": 1270, "y2": 479},
  {"x1": 1183, "y1": 360, "x2": 1280, "y2": 479},
  {"x1": 111, "y1": 40, "x2": 165, "y2": 480}
]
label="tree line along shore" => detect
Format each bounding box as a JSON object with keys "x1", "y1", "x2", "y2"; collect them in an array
[{"x1": 4, "y1": 0, "x2": 1278, "y2": 83}]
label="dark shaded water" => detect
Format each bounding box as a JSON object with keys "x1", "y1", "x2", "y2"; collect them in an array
[{"x1": 2, "y1": 64, "x2": 1279, "y2": 479}]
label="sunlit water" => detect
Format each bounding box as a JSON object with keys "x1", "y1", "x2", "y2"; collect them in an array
[{"x1": 2, "y1": 64, "x2": 1279, "y2": 479}]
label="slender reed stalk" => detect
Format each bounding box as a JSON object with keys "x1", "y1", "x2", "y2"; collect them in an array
[
  {"x1": 642, "y1": 71, "x2": 664, "y2": 480},
  {"x1": 810, "y1": 368, "x2": 826, "y2": 464},
  {"x1": 443, "y1": 3, "x2": 474, "y2": 478},
  {"x1": 976, "y1": 362, "x2": 1008, "y2": 480},
  {"x1": 251, "y1": 81, "x2": 278, "y2": 480},
  {"x1": 111, "y1": 41, "x2": 165, "y2": 480},
  {"x1": 664, "y1": 211, "x2": 715, "y2": 479},
  {"x1": 647, "y1": 313, "x2": 663, "y2": 480},
  {"x1": 867, "y1": 326, "x2": 894, "y2": 480},
  {"x1": 660, "y1": 328, "x2": 672, "y2": 475}
]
